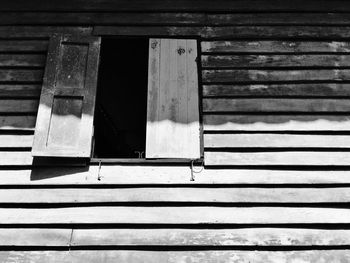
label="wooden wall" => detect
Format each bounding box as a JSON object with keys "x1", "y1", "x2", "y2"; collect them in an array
[{"x1": 2, "y1": 1, "x2": 350, "y2": 262}]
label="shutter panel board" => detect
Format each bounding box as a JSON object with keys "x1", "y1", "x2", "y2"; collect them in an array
[
  {"x1": 146, "y1": 39, "x2": 200, "y2": 159},
  {"x1": 32, "y1": 35, "x2": 100, "y2": 157}
]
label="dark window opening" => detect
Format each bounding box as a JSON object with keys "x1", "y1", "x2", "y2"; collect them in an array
[{"x1": 93, "y1": 38, "x2": 149, "y2": 158}]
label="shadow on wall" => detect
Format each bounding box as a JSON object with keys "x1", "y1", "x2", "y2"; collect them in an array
[{"x1": 203, "y1": 115, "x2": 350, "y2": 131}]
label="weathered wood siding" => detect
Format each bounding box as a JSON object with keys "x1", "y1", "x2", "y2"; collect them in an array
[{"x1": 1, "y1": 1, "x2": 350, "y2": 262}]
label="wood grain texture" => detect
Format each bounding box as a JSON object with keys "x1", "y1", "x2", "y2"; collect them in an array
[
  {"x1": 204, "y1": 115, "x2": 350, "y2": 131},
  {"x1": 4, "y1": 12, "x2": 350, "y2": 26},
  {"x1": 95, "y1": 26, "x2": 350, "y2": 39},
  {"x1": 0, "y1": 228, "x2": 71, "y2": 246},
  {"x1": 0, "y1": 40, "x2": 48, "y2": 52},
  {"x1": 1, "y1": 207, "x2": 350, "y2": 224},
  {"x1": 205, "y1": 133, "x2": 350, "y2": 148},
  {"x1": 2, "y1": 0, "x2": 350, "y2": 12},
  {"x1": 202, "y1": 84, "x2": 350, "y2": 97},
  {"x1": 0, "y1": 69, "x2": 43, "y2": 82},
  {"x1": 71, "y1": 228, "x2": 350, "y2": 246},
  {"x1": 3, "y1": 187, "x2": 350, "y2": 203},
  {"x1": 203, "y1": 98, "x2": 350, "y2": 112},
  {"x1": 4, "y1": 166, "x2": 350, "y2": 185},
  {"x1": 205, "y1": 151, "x2": 350, "y2": 166},
  {"x1": 201, "y1": 41, "x2": 350, "y2": 53},
  {"x1": 0, "y1": 99, "x2": 38, "y2": 113},
  {"x1": 146, "y1": 39, "x2": 200, "y2": 158},
  {"x1": 1, "y1": 250, "x2": 350, "y2": 263},
  {"x1": 3, "y1": 227, "x2": 350, "y2": 247},
  {"x1": 0, "y1": 26, "x2": 92, "y2": 38},
  {"x1": 0, "y1": 115, "x2": 36, "y2": 130},
  {"x1": 0, "y1": 84, "x2": 41, "y2": 97},
  {"x1": 32, "y1": 35, "x2": 101, "y2": 158},
  {"x1": 0, "y1": 54, "x2": 45, "y2": 67},
  {"x1": 202, "y1": 54, "x2": 350, "y2": 68},
  {"x1": 202, "y1": 69, "x2": 350, "y2": 83},
  {"x1": 0, "y1": 133, "x2": 33, "y2": 147}
]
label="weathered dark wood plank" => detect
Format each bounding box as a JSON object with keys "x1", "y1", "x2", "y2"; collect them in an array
[
  {"x1": 95, "y1": 26, "x2": 350, "y2": 39},
  {"x1": 0, "y1": 40, "x2": 48, "y2": 52},
  {"x1": 0, "y1": 133, "x2": 33, "y2": 147},
  {"x1": 3, "y1": 187, "x2": 350, "y2": 203},
  {"x1": 0, "y1": 54, "x2": 45, "y2": 67},
  {"x1": 202, "y1": 84, "x2": 350, "y2": 97},
  {"x1": 1, "y1": 250, "x2": 350, "y2": 263},
  {"x1": 2, "y1": 0, "x2": 350, "y2": 12},
  {"x1": 1, "y1": 207, "x2": 350, "y2": 224},
  {"x1": 205, "y1": 151, "x2": 350, "y2": 166},
  {"x1": 0, "y1": 26, "x2": 92, "y2": 38},
  {"x1": 0, "y1": 69, "x2": 43, "y2": 82},
  {"x1": 4, "y1": 12, "x2": 350, "y2": 26},
  {"x1": 0, "y1": 99, "x2": 38, "y2": 113},
  {"x1": 202, "y1": 54, "x2": 350, "y2": 68},
  {"x1": 202, "y1": 69, "x2": 350, "y2": 83},
  {"x1": 203, "y1": 98, "x2": 350, "y2": 112},
  {"x1": 205, "y1": 133, "x2": 350, "y2": 148},
  {"x1": 0, "y1": 115, "x2": 36, "y2": 130},
  {"x1": 203, "y1": 114, "x2": 350, "y2": 131},
  {"x1": 4, "y1": 166, "x2": 350, "y2": 185},
  {"x1": 202, "y1": 41, "x2": 350, "y2": 53},
  {"x1": 0, "y1": 84, "x2": 41, "y2": 97}
]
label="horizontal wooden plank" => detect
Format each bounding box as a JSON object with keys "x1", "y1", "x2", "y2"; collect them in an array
[
  {"x1": 0, "y1": 152, "x2": 88, "y2": 166},
  {"x1": 0, "y1": 26, "x2": 92, "y2": 38},
  {"x1": 0, "y1": 99, "x2": 38, "y2": 113},
  {"x1": 202, "y1": 84, "x2": 350, "y2": 97},
  {"x1": 0, "y1": 228, "x2": 70, "y2": 246},
  {"x1": 205, "y1": 134, "x2": 350, "y2": 148},
  {"x1": 3, "y1": 187, "x2": 350, "y2": 203},
  {"x1": 0, "y1": 133, "x2": 33, "y2": 147},
  {"x1": 0, "y1": 151, "x2": 32, "y2": 165},
  {"x1": 205, "y1": 151, "x2": 350, "y2": 166},
  {"x1": 0, "y1": 84, "x2": 41, "y2": 97},
  {"x1": 0, "y1": 115, "x2": 36, "y2": 130},
  {"x1": 6, "y1": 228, "x2": 350, "y2": 247},
  {"x1": 202, "y1": 69, "x2": 350, "y2": 83},
  {"x1": 71, "y1": 228, "x2": 350, "y2": 246},
  {"x1": 0, "y1": 54, "x2": 45, "y2": 67},
  {"x1": 1, "y1": 250, "x2": 350, "y2": 263},
  {"x1": 203, "y1": 114, "x2": 350, "y2": 131},
  {"x1": 0, "y1": 40, "x2": 48, "y2": 52},
  {"x1": 95, "y1": 26, "x2": 350, "y2": 39},
  {"x1": 4, "y1": 166, "x2": 350, "y2": 185},
  {"x1": 203, "y1": 98, "x2": 350, "y2": 113},
  {"x1": 2, "y1": 0, "x2": 350, "y2": 12},
  {"x1": 202, "y1": 54, "x2": 350, "y2": 68},
  {"x1": 1, "y1": 207, "x2": 350, "y2": 224},
  {"x1": 201, "y1": 41, "x2": 350, "y2": 53},
  {"x1": 0, "y1": 69, "x2": 43, "y2": 82},
  {"x1": 4, "y1": 12, "x2": 350, "y2": 26}
]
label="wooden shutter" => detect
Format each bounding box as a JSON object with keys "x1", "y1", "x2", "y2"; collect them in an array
[
  {"x1": 146, "y1": 39, "x2": 200, "y2": 159},
  {"x1": 32, "y1": 35, "x2": 101, "y2": 157}
]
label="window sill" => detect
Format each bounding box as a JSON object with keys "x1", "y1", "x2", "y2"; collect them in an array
[{"x1": 90, "y1": 158, "x2": 203, "y2": 165}]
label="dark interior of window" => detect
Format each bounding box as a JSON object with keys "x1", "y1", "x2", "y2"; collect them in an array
[{"x1": 93, "y1": 38, "x2": 149, "y2": 158}]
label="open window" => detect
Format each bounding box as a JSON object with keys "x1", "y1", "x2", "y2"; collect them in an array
[{"x1": 32, "y1": 35, "x2": 201, "y2": 160}]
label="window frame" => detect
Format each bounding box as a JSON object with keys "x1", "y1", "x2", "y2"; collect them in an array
[{"x1": 90, "y1": 36, "x2": 204, "y2": 163}]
